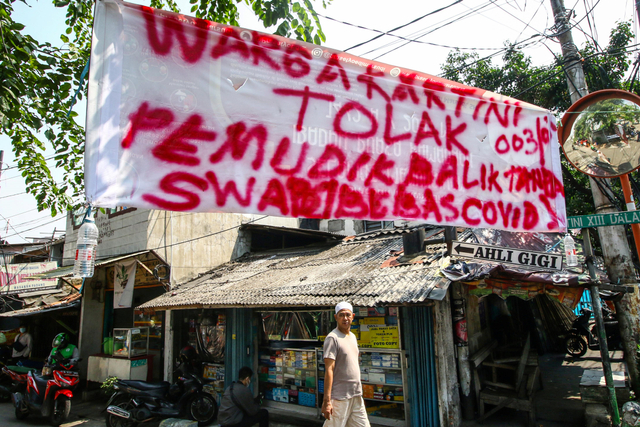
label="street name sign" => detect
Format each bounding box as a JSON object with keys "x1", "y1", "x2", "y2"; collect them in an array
[
  {"x1": 452, "y1": 242, "x2": 564, "y2": 271},
  {"x1": 567, "y1": 211, "x2": 640, "y2": 229}
]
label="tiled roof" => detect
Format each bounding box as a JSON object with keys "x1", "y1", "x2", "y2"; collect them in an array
[{"x1": 139, "y1": 233, "x2": 450, "y2": 310}]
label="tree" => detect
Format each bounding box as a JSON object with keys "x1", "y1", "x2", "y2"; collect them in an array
[{"x1": 0, "y1": 0, "x2": 331, "y2": 216}]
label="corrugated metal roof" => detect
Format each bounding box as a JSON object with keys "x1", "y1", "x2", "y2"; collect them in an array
[
  {"x1": 27, "y1": 250, "x2": 166, "y2": 279},
  {"x1": 0, "y1": 292, "x2": 81, "y2": 318},
  {"x1": 139, "y1": 234, "x2": 450, "y2": 310}
]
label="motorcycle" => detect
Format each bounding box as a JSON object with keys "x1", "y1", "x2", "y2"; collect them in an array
[
  {"x1": 565, "y1": 306, "x2": 622, "y2": 357},
  {"x1": 0, "y1": 364, "x2": 36, "y2": 401},
  {"x1": 105, "y1": 363, "x2": 218, "y2": 427},
  {"x1": 12, "y1": 358, "x2": 80, "y2": 426}
]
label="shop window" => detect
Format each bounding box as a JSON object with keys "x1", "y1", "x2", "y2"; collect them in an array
[
  {"x1": 71, "y1": 207, "x2": 88, "y2": 229},
  {"x1": 261, "y1": 311, "x2": 334, "y2": 341},
  {"x1": 134, "y1": 309, "x2": 163, "y2": 350},
  {"x1": 364, "y1": 220, "x2": 394, "y2": 232}
]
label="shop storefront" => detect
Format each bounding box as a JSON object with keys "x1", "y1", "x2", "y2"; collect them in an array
[
  {"x1": 139, "y1": 227, "x2": 459, "y2": 427},
  {"x1": 257, "y1": 307, "x2": 408, "y2": 425}
]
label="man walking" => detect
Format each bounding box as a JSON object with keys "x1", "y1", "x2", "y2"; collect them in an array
[{"x1": 321, "y1": 301, "x2": 370, "y2": 427}]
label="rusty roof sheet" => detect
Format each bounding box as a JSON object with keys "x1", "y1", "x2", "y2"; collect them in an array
[{"x1": 139, "y1": 235, "x2": 450, "y2": 310}]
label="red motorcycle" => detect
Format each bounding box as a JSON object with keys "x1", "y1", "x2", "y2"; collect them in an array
[
  {"x1": 12, "y1": 359, "x2": 80, "y2": 426},
  {"x1": 0, "y1": 365, "x2": 35, "y2": 400}
]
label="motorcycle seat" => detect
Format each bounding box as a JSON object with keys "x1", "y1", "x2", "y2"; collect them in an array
[
  {"x1": 120, "y1": 380, "x2": 170, "y2": 391},
  {"x1": 6, "y1": 366, "x2": 35, "y2": 374}
]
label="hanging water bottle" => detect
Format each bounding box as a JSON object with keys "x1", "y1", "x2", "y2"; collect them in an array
[
  {"x1": 564, "y1": 234, "x2": 578, "y2": 267},
  {"x1": 73, "y1": 208, "x2": 99, "y2": 277}
]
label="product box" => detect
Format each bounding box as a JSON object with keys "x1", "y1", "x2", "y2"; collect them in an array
[
  {"x1": 318, "y1": 379, "x2": 324, "y2": 393},
  {"x1": 305, "y1": 376, "x2": 316, "y2": 388},
  {"x1": 386, "y1": 373, "x2": 403, "y2": 385},
  {"x1": 273, "y1": 388, "x2": 289, "y2": 402},
  {"x1": 372, "y1": 360, "x2": 382, "y2": 367},
  {"x1": 288, "y1": 389, "x2": 298, "y2": 404},
  {"x1": 373, "y1": 392, "x2": 385, "y2": 400},
  {"x1": 361, "y1": 373, "x2": 369, "y2": 382},
  {"x1": 298, "y1": 391, "x2": 316, "y2": 407},
  {"x1": 369, "y1": 373, "x2": 386, "y2": 384}
]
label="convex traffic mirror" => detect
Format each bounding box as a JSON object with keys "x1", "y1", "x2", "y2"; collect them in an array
[{"x1": 559, "y1": 89, "x2": 640, "y2": 178}]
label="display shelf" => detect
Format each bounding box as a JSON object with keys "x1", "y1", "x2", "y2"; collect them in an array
[
  {"x1": 361, "y1": 381, "x2": 404, "y2": 386},
  {"x1": 360, "y1": 366, "x2": 402, "y2": 371},
  {"x1": 364, "y1": 397, "x2": 405, "y2": 404}
]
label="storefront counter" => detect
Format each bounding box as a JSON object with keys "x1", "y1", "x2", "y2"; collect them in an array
[{"x1": 87, "y1": 353, "x2": 153, "y2": 383}]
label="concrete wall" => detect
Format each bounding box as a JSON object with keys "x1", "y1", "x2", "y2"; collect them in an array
[
  {"x1": 77, "y1": 271, "x2": 106, "y2": 378},
  {"x1": 63, "y1": 209, "x2": 151, "y2": 266},
  {"x1": 146, "y1": 211, "x2": 297, "y2": 284}
]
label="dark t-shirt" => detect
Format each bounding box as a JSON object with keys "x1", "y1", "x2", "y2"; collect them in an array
[{"x1": 218, "y1": 382, "x2": 260, "y2": 426}]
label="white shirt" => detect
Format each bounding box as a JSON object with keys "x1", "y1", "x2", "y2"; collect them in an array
[{"x1": 12, "y1": 332, "x2": 32, "y2": 358}]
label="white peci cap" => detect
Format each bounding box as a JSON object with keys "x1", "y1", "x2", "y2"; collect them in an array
[{"x1": 335, "y1": 301, "x2": 353, "y2": 314}]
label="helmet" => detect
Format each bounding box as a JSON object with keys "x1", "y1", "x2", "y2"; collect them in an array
[
  {"x1": 179, "y1": 345, "x2": 196, "y2": 363},
  {"x1": 52, "y1": 333, "x2": 69, "y2": 349}
]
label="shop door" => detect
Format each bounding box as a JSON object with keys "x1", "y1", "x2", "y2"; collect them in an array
[
  {"x1": 225, "y1": 308, "x2": 255, "y2": 388},
  {"x1": 402, "y1": 306, "x2": 439, "y2": 427}
]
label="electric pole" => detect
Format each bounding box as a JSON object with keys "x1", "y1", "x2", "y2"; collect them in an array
[{"x1": 550, "y1": 0, "x2": 640, "y2": 408}]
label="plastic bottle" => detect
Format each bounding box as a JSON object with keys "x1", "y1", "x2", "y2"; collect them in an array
[
  {"x1": 564, "y1": 234, "x2": 578, "y2": 267},
  {"x1": 73, "y1": 210, "x2": 99, "y2": 277}
]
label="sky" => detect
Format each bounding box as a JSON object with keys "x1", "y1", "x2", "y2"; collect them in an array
[{"x1": 0, "y1": 0, "x2": 637, "y2": 244}]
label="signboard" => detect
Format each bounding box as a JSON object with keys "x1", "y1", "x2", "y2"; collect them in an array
[
  {"x1": 84, "y1": 0, "x2": 566, "y2": 233},
  {"x1": 0, "y1": 262, "x2": 59, "y2": 294},
  {"x1": 568, "y1": 211, "x2": 640, "y2": 229},
  {"x1": 452, "y1": 242, "x2": 563, "y2": 271},
  {"x1": 364, "y1": 326, "x2": 399, "y2": 349}
]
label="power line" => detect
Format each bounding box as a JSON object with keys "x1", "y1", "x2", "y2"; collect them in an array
[
  {"x1": 315, "y1": 12, "x2": 505, "y2": 51},
  {"x1": 342, "y1": 0, "x2": 464, "y2": 52},
  {"x1": 366, "y1": 0, "x2": 512, "y2": 60}
]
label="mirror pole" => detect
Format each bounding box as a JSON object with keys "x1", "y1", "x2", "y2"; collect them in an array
[{"x1": 619, "y1": 173, "x2": 640, "y2": 259}]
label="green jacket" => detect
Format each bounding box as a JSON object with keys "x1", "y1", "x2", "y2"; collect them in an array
[{"x1": 49, "y1": 344, "x2": 78, "y2": 364}]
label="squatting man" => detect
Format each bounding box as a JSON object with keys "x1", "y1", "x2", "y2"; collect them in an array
[{"x1": 322, "y1": 301, "x2": 370, "y2": 427}]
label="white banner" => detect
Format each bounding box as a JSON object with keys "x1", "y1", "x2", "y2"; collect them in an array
[
  {"x1": 85, "y1": 0, "x2": 566, "y2": 232},
  {"x1": 114, "y1": 259, "x2": 136, "y2": 309}
]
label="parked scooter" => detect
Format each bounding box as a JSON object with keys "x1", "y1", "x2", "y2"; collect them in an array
[
  {"x1": 565, "y1": 306, "x2": 621, "y2": 357},
  {"x1": 0, "y1": 364, "x2": 36, "y2": 401},
  {"x1": 12, "y1": 358, "x2": 80, "y2": 426},
  {"x1": 105, "y1": 347, "x2": 217, "y2": 427}
]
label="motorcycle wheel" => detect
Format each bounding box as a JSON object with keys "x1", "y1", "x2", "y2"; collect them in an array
[
  {"x1": 106, "y1": 395, "x2": 138, "y2": 427},
  {"x1": 188, "y1": 392, "x2": 218, "y2": 426},
  {"x1": 15, "y1": 404, "x2": 29, "y2": 420},
  {"x1": 566, "y1": 335, "x2": 588, "y2": 357},
  {"x1": 50, "y1": 396, "x2": 71, "y2": 426}
]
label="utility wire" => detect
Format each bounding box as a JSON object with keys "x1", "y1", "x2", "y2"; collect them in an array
[
  {"x1": 342, "y1": 0, "x2": 464, "y2": 52},
  {"x1": 316, "y1": 12, "x2": 504, "y2": 51},
  {"x1": 368, "y1": 0, "x2": 499, "y2": 60}
]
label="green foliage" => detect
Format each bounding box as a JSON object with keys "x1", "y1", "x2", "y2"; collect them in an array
[
  {"x1": 101, "y1": 376, "x2": 118, "y2": 395},
  {"x1": 441, "y1": 21, "x2": 638, "y2": 217},
  {"x1": 3, "y1": 0, "x2": 331, "y2": 216}
]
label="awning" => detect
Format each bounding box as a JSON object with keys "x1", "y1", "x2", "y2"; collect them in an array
[
  {"x1": 0, "y1": 293, "x2": 82, "y2": 318},
  {"x1": 27, "y1": 250, "x2": 167, "y2": 279},
  {"x1": 139, "y1": 229, "x2": 451, "y2": 311}
]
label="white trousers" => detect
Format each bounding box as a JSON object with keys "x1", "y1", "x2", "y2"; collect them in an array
[{"x1": 323, "y1": 395, "x2": 371, "y2": 427}]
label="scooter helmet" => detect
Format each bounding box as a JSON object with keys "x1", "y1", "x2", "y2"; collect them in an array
[
  {"x1": 179, "y1": 345, "x2": 196, "y2": 363},
  {"x1": 52, "y1": 332, "x2": 69, "y2": 349}
]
